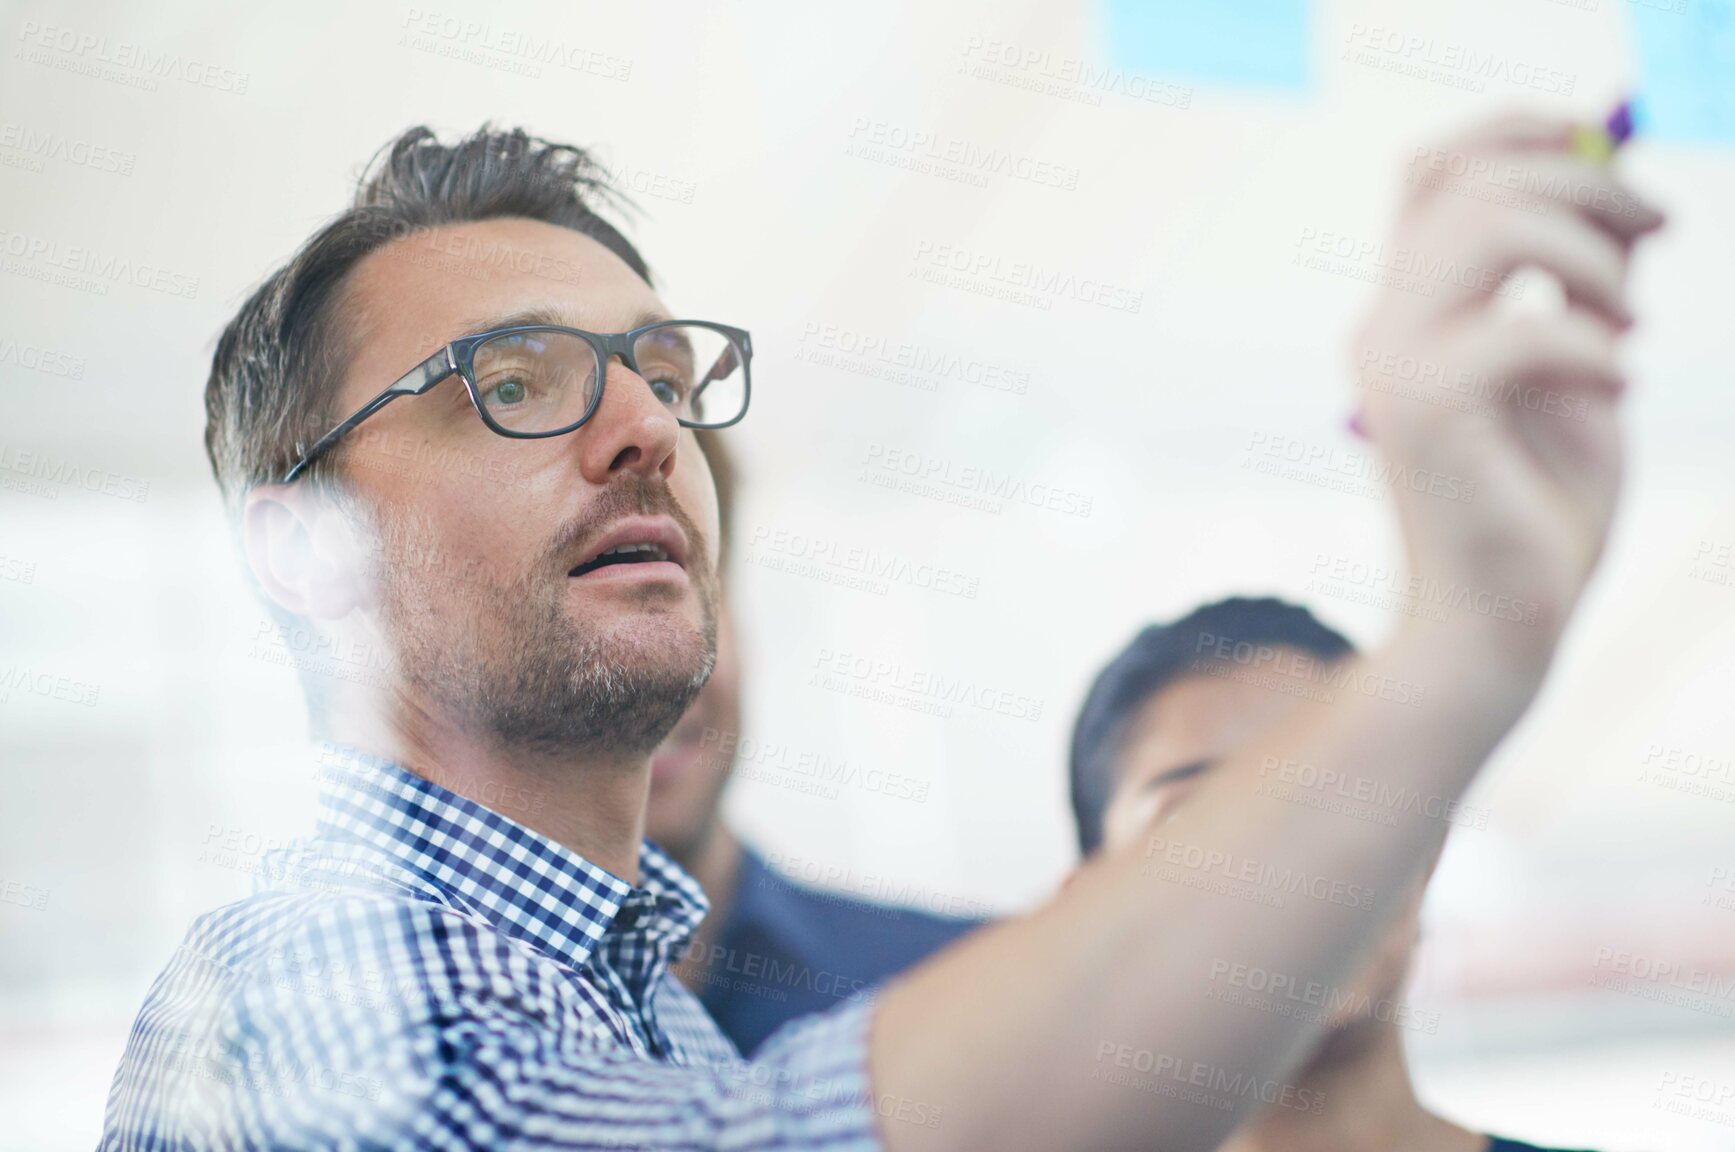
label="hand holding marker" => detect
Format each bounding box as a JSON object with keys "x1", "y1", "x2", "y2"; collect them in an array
[{"x1": 1348, "y1": 100, "x2": 1637, "y2": 441}]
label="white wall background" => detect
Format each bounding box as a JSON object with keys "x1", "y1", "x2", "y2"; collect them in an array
[{"x1": 2, "y1": 0, "x2": 1733, "y2": 1148}]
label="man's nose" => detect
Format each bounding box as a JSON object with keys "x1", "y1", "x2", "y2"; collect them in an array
[{"x1": 575, "y1": 358, "x2": 681, "y2": 484}]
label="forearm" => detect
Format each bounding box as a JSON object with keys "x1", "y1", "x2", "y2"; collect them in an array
[{"x1": 871, "y1": 623, "x2": 1539, "y2": 1152}]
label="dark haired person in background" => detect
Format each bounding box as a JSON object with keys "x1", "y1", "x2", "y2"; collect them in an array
[
  {"x1": 100, "y1": 109, "x2": 1658, "y2": 1151},
  {"x1": 1071, "y1": 596, "x2": 1594, "y2": 1152},
  {"x1": 653, "y1": 434, "x2": 982, "y2": 1055}
]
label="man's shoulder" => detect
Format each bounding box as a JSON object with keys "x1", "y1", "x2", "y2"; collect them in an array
[
  {"x1": 740, "y1": 850, "x2": 985, "y2": 971},
  {"x1": 161, "y1": 886, "x2": 458, "y2": 1010},
  {"x1": 747, "y1": 850, "x2": 985, "y2": 927},
  {"x1": 160, "y1": 864, "x2": 567, "y2": 1023},
  {"x1": 181, "y1": 841, "x2": 446, "y2": 973},
  {"x1": 105, "y1": 883, "x2": 505, "y2": 1148}
]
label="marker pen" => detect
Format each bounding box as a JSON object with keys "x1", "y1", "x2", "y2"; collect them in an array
[{"x1": 1570, "y1": 98, "x2": 1636, "y2": 163}]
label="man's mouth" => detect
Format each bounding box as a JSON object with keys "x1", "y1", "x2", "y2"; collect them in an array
[
  {"x1": 571, "y1": 542, "x2": 675, "y2": 576},
  {"x1": 567, "y1": 516, "x2": 690, "y2": 581}
]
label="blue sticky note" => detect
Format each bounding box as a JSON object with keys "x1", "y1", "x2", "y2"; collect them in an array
[
  {"x1": 1630, "y1": 0, "x2": 1735, "y2": 143},
  {"x1": 1104, "y1": 0, "x2": 1311, "y2": 91}
]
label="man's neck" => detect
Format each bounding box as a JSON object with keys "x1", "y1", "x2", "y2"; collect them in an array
[
  {"x1": 1228, "y1": 1023, "x2": 1486, "y2": 1152},
  {"x1": 326, "y1": 697, "x2": 653, "y2": 885}
]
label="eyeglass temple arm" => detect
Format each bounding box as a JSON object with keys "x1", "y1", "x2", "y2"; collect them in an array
[
  {"x1": 690, "y1": 338, "x2": 746, "y2": 404},
  {"x1": 281, "y1": 348, "x2": 456, "y2": 483}
]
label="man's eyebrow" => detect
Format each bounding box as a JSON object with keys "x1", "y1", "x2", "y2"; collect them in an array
[
  {"x1": 446, "y1": 306, "x2": 674, "y2": 342},
  {"x1": 1138, "y1": 760, "x2": 1215, "y2": 791}
]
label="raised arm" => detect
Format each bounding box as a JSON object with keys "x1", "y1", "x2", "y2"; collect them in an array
[{"x1": 869, "y1": 112, "x2": 1663, "y2": 1152}]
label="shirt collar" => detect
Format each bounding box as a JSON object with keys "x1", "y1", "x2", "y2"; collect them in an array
[{"x1": 308, "y1": 742, "x2": 709, "y2": 974}]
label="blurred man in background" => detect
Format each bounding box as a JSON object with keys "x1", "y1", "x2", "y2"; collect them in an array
[
  {"x1": 652, "y1": 433, "x2": 982, "y2": 1054},
  {"x1": 1071, "y1": 596, "x2": 1593, "y2": 1152}
]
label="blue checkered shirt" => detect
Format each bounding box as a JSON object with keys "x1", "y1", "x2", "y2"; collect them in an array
[{"x1": 100, "y1": 746, "x2": 883, "y2": 1149}]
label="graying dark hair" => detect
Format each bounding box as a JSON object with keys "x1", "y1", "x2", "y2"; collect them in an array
[{"x1": 204, "y1": 123, "x2": 650, "y2": 517}]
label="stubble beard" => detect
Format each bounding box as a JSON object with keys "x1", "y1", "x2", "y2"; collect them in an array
[{"x1": 359, "y1": 491, "x2": 720, "y2": 761}]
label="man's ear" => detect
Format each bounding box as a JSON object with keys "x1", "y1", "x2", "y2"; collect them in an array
[{"x1": 242, "y1": 483, "x2": 371, "y2": 622}]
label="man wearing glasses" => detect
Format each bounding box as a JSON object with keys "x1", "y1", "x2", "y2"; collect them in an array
[{"x1": 103, "y1": 119, "x2": 1660, "y2": 1150}]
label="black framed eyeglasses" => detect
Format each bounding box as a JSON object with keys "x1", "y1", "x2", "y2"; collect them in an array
[{"x1": 283, "y1": 318, "x2": 752, "y2": 483}]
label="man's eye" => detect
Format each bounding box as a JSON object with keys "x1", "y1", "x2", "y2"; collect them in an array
[
  {"x1": 487, "y1": 377, "x2": 529, "y2": 406},
  {"x1": 648, "y1": 376, "x2": 686, "y2": 406}
]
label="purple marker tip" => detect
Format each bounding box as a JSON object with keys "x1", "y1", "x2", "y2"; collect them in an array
[{"x1": 1605, "y1": 99, "x2": 1634, "y2": 147}]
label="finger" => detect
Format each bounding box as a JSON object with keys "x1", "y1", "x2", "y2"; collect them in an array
[
  {"x1": 1433, "y1": 111, "x2": 1577, "y2": 156},
  {"x1": 1409, "y1": 148, "x2": 1665, "y2": 242},
  {"x1": 1407, "y1": 112, "x2": 1668, "y2": 238},
  {"x1": 1494, "y1": 152, "x2": 1666, "y2": 241},
  {"x1": 1475, "y1": 307, "x2": 1628, "y2": 404},
  {"x1": 1494, "y1": 151, "x2": 1660, "y2": 241},
  {"x1": 1401, "y1": 116, "x2": 1574, "y2": 211},
  {"x1": 1416, "y1": 204, "x2": 1632, "y2": 325}
]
